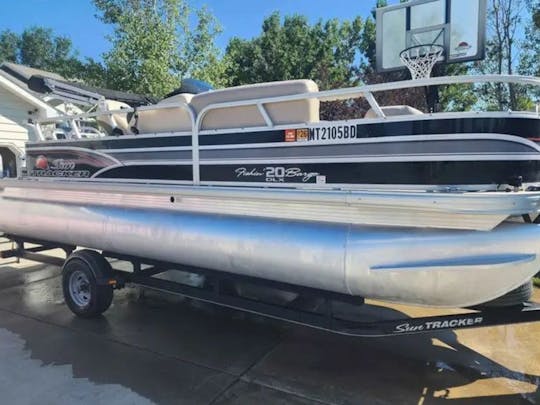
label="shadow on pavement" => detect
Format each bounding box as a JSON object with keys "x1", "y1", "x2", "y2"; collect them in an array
[{"x1": 0, "y1": 264, "x2": 538, "y2": 404}]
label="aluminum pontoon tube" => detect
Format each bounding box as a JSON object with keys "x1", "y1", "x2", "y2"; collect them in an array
[{"x1": 1, "y1": 196, "x2": 540, "y2": 307}]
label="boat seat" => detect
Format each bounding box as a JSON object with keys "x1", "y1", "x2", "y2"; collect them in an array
[
  {"x1": 96, "y1": 100, "x2": 133, "y2": 135},
  {"x1": 132, "y1": 93, "x2": 194, "y2": 134},
  {"x1": 190, "y1": 80, "x2": 320, "y2": 130},
  {"x1": 364, "y1": 105, "x2": 423, "y2": 119}
]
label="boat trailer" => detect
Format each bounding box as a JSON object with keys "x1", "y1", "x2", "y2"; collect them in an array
[{"x1": 2, "y1": 235, "x2": 540, "y2": 337}]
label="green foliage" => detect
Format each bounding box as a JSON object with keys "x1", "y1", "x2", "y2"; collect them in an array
[
  {"x1": 0, "y1": 30, "x2": 20, "y2": 63},
  {"x1": 94, "y1": 0, "x2": 223, "y2": 97},
  {"x1": 0, "y1": 27, "x2": 93, "y2": 81},
  {"x1": 99, "y1": 0, "x2": 183, "y2": 96},
  {"x1": 82, "y1": 58, "x2": 110, "y2": 87},
  {"x1": 519, "y1": 25, "x2": 540, "y2": 105},
  {"x1": 222, "y1": 12, "x2": 365, "y2": 119},
  {"x1": 520, "y1": 1, "x2": 540, "y2": 78},
  {"x1": 181, "y1": 6, "x2": 227, "y2": 87},
  {"x1": 359, "y1": 17, "x2": 376, "y2": 72},
  {"x1": 93, "y1": 0, "x2": 127, "y2": 24},
  {"x1": 534, "y1": 5, "x2": 540, "y2": 28},
  {"x1": 224, "y1": 12, "x2": 364, "y2": 90},
  {"x1": 20, "y1": 27, "x2": 65, "y2": 68},
  {"x1": 436, "y1": 65, "x2": 478, "y2": 112},
  {"x1": 478, "y1": 0, "x2": 537, "y2": 110}
]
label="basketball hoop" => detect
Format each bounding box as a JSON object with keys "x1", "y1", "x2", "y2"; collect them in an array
[{"x1": 399, "y1": 44, "x2": 444, "y2": 80}]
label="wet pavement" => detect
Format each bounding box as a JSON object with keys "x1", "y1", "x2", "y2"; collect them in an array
[{"x1": 0, "y1": 239, "x2": 539, "y2": 404}]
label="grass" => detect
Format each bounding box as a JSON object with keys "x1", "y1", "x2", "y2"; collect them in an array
[{"x1": 534, "y1": 277, "x2": 540, "y2": 288}]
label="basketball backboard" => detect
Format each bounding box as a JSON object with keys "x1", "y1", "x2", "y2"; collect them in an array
[{"x1": 376, "y1": 0, "x2": 487, "y2": 73}]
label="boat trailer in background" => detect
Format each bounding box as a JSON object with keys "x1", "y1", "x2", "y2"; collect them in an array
[{"x1": 2, "y1": 235, "x2": 540, "y2": 338}]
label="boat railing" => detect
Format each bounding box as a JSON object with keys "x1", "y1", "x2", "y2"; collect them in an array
[
  {"x1": 35, "y1": 103, "x2": 196, "y2": 139},
  {"x1": 195, "y1": 74, "x2": 540, "y2": 126},
  {"x1": 34, "y1": 74, "x2": 540, "y2": 130},
  {"x1": 33, "y1": 74, "x2": 540, "y2": 185}
]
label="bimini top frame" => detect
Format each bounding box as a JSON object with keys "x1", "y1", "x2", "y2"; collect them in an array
[{"x1": 33, "y1": 74, "x2": 540, "y2": 185}]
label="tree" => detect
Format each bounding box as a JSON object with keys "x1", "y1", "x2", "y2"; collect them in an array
[
  {"x1": 180, "y1": 6, "x2": 227, "y2": 87},
  {"x1": 0, "y1": 27, "x2": 91, "y2": 81},
  {"x1": 100, "y1": 1, "x2": 183, "y2": 96},
  {"x1": 81, "y1": 58, "x2": 110, "y2": 88},
  {"x1": 94, "y1": 0, "x2": 224, "y2": 97},
  {"x1": 224, "y1": 12, "x2": 363, "y2": 90},
  {"x1": 20, "y1": 27, "x2": 59, "y2": 68},
  {"x1": 0, "y1": 30, "x2": 20, "y2": 63},
  {"x1": 223, "y1": 12, "x2": 365, "y2": 119},
  {"x1": 534, "y1": 4, "x2": 540, "y2": 27},
  {"x1": 477, "y1": 0, "x2": 533, "y2": 110},
  {"x1": 19, "y1": 27, "x2": 83, "y2": 77},
  {"x1": 519, "y1": 1, "x2": 540, "y2": 102}
]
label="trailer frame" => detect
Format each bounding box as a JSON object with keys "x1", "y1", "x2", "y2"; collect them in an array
[{"x1": 2, "y1": 235, "x2": 540, "y2": 337}]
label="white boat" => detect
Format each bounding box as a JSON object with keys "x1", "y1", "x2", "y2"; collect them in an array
[
  {"x1": 1, "y1": 73, "x2": 540, "y2": 308},
  {"x1": 2, "y1": 0, "x2": 540, "y2": 310}
]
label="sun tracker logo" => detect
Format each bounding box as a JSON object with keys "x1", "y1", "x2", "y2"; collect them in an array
[
  {"x1": 35, "y1": 155, "x2": 49, "y2": 170},
  {"x1": 30, "y1": 156, "x2": 90, "y2": 178}
]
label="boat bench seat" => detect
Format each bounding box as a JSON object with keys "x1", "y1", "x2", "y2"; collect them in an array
[
  {"x1": 96, "y1": 100, "x2": 133, "y2": 135},
  {"x1": 364, "y1": 105, "x2": 424, "y2": 119},
  {"x1": 102, "y1": 80, "x2": 320, "y2": 135},
  {"x1": 190, "y1": 80, "x2": 320, "y2": 130},
  {"x1": 133, "y1": 93, "x2": 194, "y2": 133}
]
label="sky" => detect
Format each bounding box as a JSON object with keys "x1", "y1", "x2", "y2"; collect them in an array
[{"x1": 0, "y1": 0, "x2": 378, "y2": 61}]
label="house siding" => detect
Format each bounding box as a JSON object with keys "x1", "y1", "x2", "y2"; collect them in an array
[{"x1": 0, "y1": 85, "x2": 33, "y2": 154}]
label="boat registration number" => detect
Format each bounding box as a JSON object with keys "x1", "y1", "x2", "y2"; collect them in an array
[{"x1": 285, "y1": 125, "x2": 358, "y2": 142}]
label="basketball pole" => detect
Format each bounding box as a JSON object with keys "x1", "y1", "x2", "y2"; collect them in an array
[{"x1": 425, "y1": 64, "x2": 441, "y2": 113}]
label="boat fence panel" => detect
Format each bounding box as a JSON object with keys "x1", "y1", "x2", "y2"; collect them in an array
[{"x1": 33, "y1": 74, "x2": 540, "y2": 186}]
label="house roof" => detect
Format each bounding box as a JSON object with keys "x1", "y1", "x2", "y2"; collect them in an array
[
  {"x1": 1, "y1": 62, "x2": 157, "y2": 107},
  {"x1": 0, "y1": 62, "x2": 59, "y2": 118},
  {"x1": 0, "y1": 62, "x2": 65, "y2": 98}
]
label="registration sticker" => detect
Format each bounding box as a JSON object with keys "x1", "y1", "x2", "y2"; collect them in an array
[
  {"x1": 285, "y1": 129, "x2": 296, "y2": 142},
  {"x1": 296, "y1": 128, "x2": 309, "y2": 142}
]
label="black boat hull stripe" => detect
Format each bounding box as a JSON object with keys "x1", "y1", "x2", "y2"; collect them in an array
[{"x1": 26, "y1": 117, "x2": 540, "y2": 150}]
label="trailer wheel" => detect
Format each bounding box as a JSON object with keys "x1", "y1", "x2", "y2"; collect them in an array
[{"x1": 62, "y1": 250, "x2": 114, "y2": 318}]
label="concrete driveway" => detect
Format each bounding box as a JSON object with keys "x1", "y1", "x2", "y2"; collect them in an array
[{"x1": 0, "y1": 239, "x2": 539, "y2": 404}]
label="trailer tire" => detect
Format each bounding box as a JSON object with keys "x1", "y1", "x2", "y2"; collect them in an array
[{"x1": 62, "y1": 250, "x2": 114, "y2": 318}]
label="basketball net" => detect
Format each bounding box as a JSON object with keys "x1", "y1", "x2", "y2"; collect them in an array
[{"x1": 399, "y1": 44, "x2": 444, "y2": 80}]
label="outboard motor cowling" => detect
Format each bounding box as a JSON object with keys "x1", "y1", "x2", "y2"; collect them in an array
[{"x1": 165, "y1": 78, "x2": 213, "y2": 98}]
